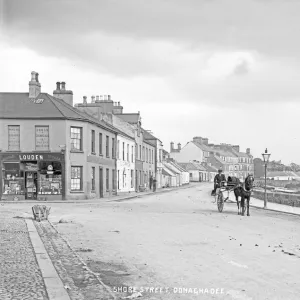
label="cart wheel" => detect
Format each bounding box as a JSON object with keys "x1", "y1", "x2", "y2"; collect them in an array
[{"x1": 217, "y1": 193, "x2": 224, "y2": 212}]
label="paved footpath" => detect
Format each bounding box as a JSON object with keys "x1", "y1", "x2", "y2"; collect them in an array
[{"x1": 0, "y1": 211, "x2": 49, "y2": 300}]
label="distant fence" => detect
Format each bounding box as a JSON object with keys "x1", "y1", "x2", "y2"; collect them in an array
[{"x1": 252, "y1": 190, "x2": 300, "y2": 207}]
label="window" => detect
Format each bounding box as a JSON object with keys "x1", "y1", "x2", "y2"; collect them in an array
[
  {"x1": 117, "y1": 140, "x2": 120, "y2": 159},
  {"x1": 106, "y1": 168, "x2": 109, "y2": 191},
  {"x1": 123, "y1": 169, "x2": 126, "y2": 188},
  {"x1": 71, "y1": 166, "x2": 83, "y2": 191},
  {"x1": 112, "y1": 138, "x2": 115, "y2": 158},
  {"x1": 122, "y1": 142, "x2": 125, "y2": 160},
  {"x1": 91, "y1": 167, "x2": 95, "y2": 190},
  {"x1": 131, "y1": 146, "x2": 134, "y2": 162},
  {"x1": 117, "y1": 170, "x2": 120, "y2": 189},
  {"x1": 146, "y1": 148, "x2": 148, "y2": 163},
  {"x1": 35, "y1": 126, "x2": 49, "y2": 151},
  {"x1": 159, "y1": 149, "x2": 162, "y2": 162},
  {"x1": 131, "y1": 170, "x2": 134, "y2": 188},
  {"x1": 152, "y1": 150, "x2": 154, "y2": 164},
  {"x1": 99, "y1": 133, "x2": 103, "y2": 155},
  {"x1": 135, "y1": 143, "x2": 138, "y2": 159},
  {"x1": 142, "y1": 146, "x2": 145, "y2": 161},
  {"x1": 91, "y1": 130, "x2": 95, "y2": 154},
  {"x1": 139, "y1": 170, "x2": 142, "y2": 185},
  {"x1": 139, "y1": 145, "x2": 141, "y2": 160},
  {"x1": 112, "y1": 169, "x2": 116, "y2": 190},
  {"x1": 127, "y1": 144, "x2": 129, "y2": 161},
  {"x1": 106, "y1": 136, "x2": 109, "y2": 157},
  {"x1": 71, "y1": 127, "x2": 82, "y2": 151},
  {"x1": 8, "y1": 125, "x2": 20, "y2": 151}
]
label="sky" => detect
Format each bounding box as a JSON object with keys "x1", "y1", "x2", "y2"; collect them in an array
[{"x1": 0, "y1": 0, "x2": 300, "y2": 164}]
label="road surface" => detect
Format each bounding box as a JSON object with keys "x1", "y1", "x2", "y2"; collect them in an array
[{"x1": 3, "y1": 183, "x2": 300, "y2": 299}]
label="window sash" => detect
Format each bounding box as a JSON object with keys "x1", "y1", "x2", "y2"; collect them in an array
[
  {"x1": 8, "y1": 125, "x2": 20, "y2": 151},
  {"x1": 71, "y1": 127, "x2": 82, "y2": 151},
  {"x1": 71, "y1": 166, "x2": 83, "y2": 190},
  {"x1": 99, "y1": 133, "x2": 103, "y2": 155},
  {"x1": 106, "y1": 136, "x2": 109, "y2": 157},
  {"x1": 35, "y1": 126, "x2": 49, "y2": 151}
]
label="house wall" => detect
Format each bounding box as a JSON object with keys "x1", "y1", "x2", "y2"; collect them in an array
[
  {"x1": 66, "y1": 120, "x2": 117, "y2": 200},
  {"x1": 116, "y1": 134, "x2": 135, "y2": 193},
  {"x1": 170, "y1": 142, "x2": 204, "y2": 163}
]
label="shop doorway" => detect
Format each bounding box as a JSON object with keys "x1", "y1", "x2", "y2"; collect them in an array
[
  {"x1": 25, "y1": 171, "x2": 37, "y2": 200},
  {"x1": 99, "y1": 167, "x2": 104, "y2": 198}
]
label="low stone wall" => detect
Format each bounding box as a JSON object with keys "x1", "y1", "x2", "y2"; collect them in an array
[{"x1": 253, "y1": 190, "x2": 300, "y2": 207}]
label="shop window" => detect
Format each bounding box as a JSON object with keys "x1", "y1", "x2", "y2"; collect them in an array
[
  {"x1": 2, "y1": 162, "x2": 24, "y2": 195},
  {"x1": 71, "y1": 166, "x2": 83, "y2": 191},
  {"x1": 38, "y1": 161, "x2": 62, "y2": 195},
  {"x1": 35, "y1": 126, "x2": 49, "y2": 151},
  {"x1": 8, "y1": 125, "x2": 20, "y2": 151},
  {"x1": 71, "y1": 127, "x2": 82, "y2": 151}
]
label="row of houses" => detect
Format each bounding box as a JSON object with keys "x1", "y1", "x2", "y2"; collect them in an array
[
  {"x1": 0, "y1": 71, "x2": 189, "y2": 201},
  {"x1": 169, "y1": 136, "x2": 254, "y2": 181}
]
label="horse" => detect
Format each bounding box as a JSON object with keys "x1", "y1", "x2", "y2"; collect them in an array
[{"x1": 233, "y1": 174, "x2": 255, "y2": 216}]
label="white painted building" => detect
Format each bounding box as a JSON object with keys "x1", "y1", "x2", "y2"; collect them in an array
[{"x1": 101, "y1": 113, "x2": 136, "y2": 193}]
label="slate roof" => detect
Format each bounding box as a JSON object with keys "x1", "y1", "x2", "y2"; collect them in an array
[
  {"x1": 0, "y1": 92, "x2": 118, "y2": 133},
  {"x1": 192, "y1": 141, "x2": 213, "y2": 152},
  {"x1": 204, "y1": 165, "x2": 218, "y2": 172},
  {"x1": 178, "y1": 163, "x2": 198, "y2": 171},
  {"x1": 162, "y1": 167, "x2": 174, "y2": 176},
  {"x1": 114, "y1": 113, "x2": 140, "y2": 124}
]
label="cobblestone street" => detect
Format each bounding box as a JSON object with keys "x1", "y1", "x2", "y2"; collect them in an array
[{"x1": 0, "y1": 211, "x2": 48, "y2": 300}]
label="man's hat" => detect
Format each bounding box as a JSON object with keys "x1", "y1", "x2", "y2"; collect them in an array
[{"x1": 218, "y1": 168, "x2": 223, "y2": 172}]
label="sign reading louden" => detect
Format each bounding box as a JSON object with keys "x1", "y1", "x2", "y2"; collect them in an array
[
  {"x1": 19, "y1": 154, "x2": 45, "y2": 161},
  {"x1": 35, "y1": 126, "x2": 49, "y2": 151}
]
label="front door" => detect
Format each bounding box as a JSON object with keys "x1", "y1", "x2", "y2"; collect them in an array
[
  {"x1": 25, "y1": 172, "x2": 37, "y2": 200},
  {"x1": 99, "y1": 168, "x2": 104, "y2": 198}
]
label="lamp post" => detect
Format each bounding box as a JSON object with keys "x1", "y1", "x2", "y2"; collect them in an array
[{"x1": 262, "y1": 148, "x2": 271, "y2": 209}]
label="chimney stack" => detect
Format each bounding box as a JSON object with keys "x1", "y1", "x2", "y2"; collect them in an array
[
  {"x1": 246, "y1": 148, "x2": 251, "y2": 155},
  {"x1": 83, "y1": 96, "x2": 87, "y2": 104},
  {"x1": 53, "y1": 81, "x2": 73, "y2": 106},
  {"x1": 178, "y1": 143, "x2": 181, "y2": 150},
  {"x1": 232, "y1": 145, "x2": 240, "y2": 152},
  {"x1": 91, "y1": 96, "x2": 95, "y2": 103},
  {"x1": 193, "y1": 137, "x2": 203, "y2": 144},
  {"x1": 202, "y1": 138, "x2": 208, "y2": 145},
  {"x1": 170, "y1": 142, "x2": 174, "y2": 152},
  {"x1": 108, "y1": 95, "x2": 111, "y2": 101},
  {"x1": 29, "y1": 71, "x2": 41, "y2": 99}
]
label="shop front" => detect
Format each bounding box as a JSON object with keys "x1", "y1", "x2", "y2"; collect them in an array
[{"x1": 0, "y1": 152, "x2": 65, "y2": 201}]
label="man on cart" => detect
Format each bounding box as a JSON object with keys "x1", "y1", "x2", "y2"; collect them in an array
[{"x1": 211, "y1": 168, "x2": 227, "y2": 196}]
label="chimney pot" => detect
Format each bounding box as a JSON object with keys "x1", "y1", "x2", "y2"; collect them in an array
[
  {"x1": 91, "y1": 95, "x2": 95, "y2": 103},
  {"x1": 83, "y1": 96, "x2": 87, "y2": 104},
  {"x1": 56, "y1": 82, "x2": 61, "y2": 90},
  {"x1": 96, "y1": 95, "x2": 99, "y2": 101},
  {"x1": 118, "y1": 102, "x2": 120, "y2": 106},
  {"x1": 108, "y1": 95, "x2": 111, "y2": 101},
  {"x1": 31, "y1": 71, "x2": 36, "y2": 81},
  {"x1": 100, "y1": 95, "x2": 103, "y2": 101},
  {"x1": 61, "y1": 82, "x2": 66, "y2": 90},
  {"x1": 35, "y1": 73, "x2": 39, "y2": 83}
]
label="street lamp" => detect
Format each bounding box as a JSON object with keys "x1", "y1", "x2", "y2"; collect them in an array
[{"x1": 262, "y1": 148, "x2": 271, "y2": 209}]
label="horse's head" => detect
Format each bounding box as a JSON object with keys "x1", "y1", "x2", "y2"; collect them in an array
[{"x1": 245, "y1": 174, "x2": 254, "y2": 190}]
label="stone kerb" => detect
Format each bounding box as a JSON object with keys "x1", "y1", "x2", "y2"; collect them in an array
[{"x1": 253, "y1": 190, "x2": 300, "y2": 207}]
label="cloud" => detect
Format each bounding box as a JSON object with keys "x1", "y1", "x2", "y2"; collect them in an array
[{"x1": 233, "y1": 60, "x2": 249, "y2": 76}]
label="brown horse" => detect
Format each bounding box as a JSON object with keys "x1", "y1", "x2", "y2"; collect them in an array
[{"x1": 233, "y1": 174, "x2": 255, "y2": 216}]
